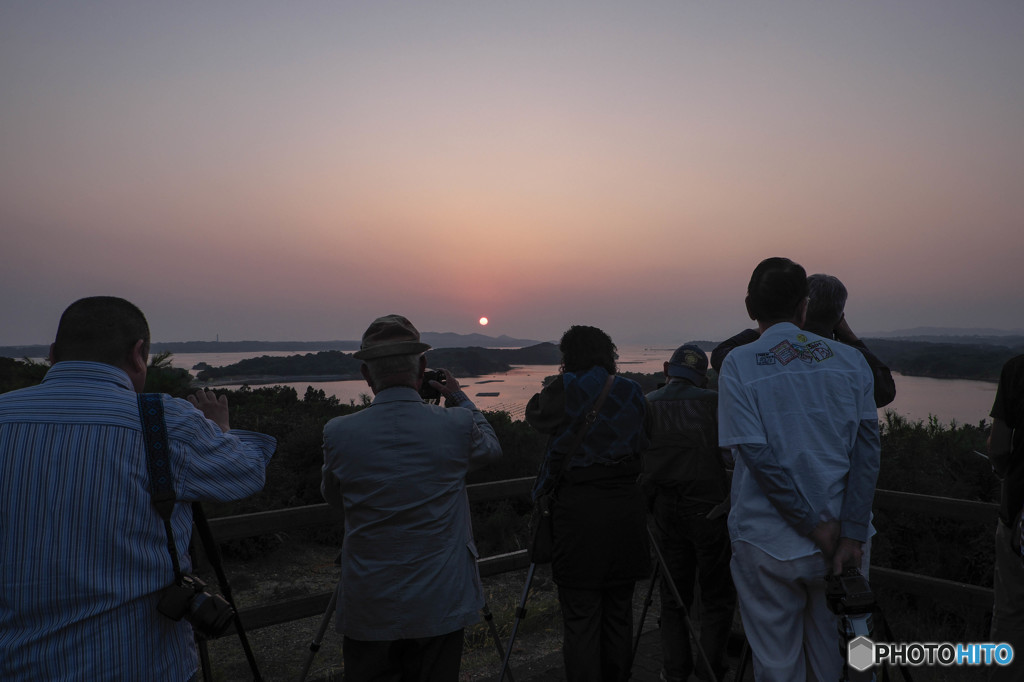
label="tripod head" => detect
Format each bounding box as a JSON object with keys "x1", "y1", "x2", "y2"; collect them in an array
[
  {"x1": 827, "y1": 567, "x2": 875, "y2": 637},
  {"x1": 827, "y1": 568, "x2": 876, "y2": 681}
]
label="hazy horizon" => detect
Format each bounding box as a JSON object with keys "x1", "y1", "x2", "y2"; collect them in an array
[
  {"x1": 3, "y1": 2, "x2": 1022, "y2": 347},
  {"x1": 3, "y1": 325, "x2": 1024, "y2": 356}
]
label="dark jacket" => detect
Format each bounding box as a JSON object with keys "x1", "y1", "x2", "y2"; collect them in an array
[
  {"x1": 641, "y1": 380, "x2": 728, "y2": 510},
  {"x1": 526, "y1": 367, "x2": 651, "y2": 588}
]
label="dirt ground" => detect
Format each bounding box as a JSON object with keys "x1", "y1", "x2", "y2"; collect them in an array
[{"x1": 200, "y1": 540, "x2": 581, "y2": 682}]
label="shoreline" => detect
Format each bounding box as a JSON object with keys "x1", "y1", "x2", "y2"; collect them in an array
[{"x1": 194, "y1": 374, "x2": 361, "y2": 387}]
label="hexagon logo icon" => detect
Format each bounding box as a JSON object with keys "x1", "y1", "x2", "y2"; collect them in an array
[{"x1": 848, "y1": 636, "x2": 875, "y2": 672}]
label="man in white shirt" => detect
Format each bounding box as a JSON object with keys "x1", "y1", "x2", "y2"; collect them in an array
[{"x1": 718, "y1": 257, "x2": 880, "y2": 682}]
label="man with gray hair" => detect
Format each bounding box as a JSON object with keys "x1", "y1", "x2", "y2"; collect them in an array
[
  {"x1": 803, "y1": 274, "x2": 896, "y2": 408},
  {"x1": 321, "y1": 314, "x2": 502, "y2": 681}
]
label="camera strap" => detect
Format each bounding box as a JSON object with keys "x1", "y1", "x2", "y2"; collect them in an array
[{"x1": 138, "y1": 393, "x2": 185, "y2": 582}]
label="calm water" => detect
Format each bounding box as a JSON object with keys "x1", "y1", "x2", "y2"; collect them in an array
[{"x1": 168, "y1": 347, "x2": 997, "y2": 425}]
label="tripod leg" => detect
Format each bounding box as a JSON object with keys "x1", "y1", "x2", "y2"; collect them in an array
[
  {"x1": 191, "y1": 503, "x2": 264, "y2": 682},
  {"x1": 497, "y1": 562, "x2": 536, "y2": 682},
  {"x1": 297, "y1": 588, "x2": 339, "y2": 682},
  {"x1": 646, "y1": 525, "x2": 720, "y2": 682},
  {"x1": 632, "y1": 560, "x2": 659, "y2": 665},
  {"x1": 481, "y1": 603, "x2": 515, "y2": 682},
  {"x1": 197, "y1": 634, "x2": 213, "y2": 681}
]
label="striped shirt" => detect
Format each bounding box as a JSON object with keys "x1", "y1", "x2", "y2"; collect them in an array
[{"x1": 0, "y1": 362, "x2": 276, "y2": 681}]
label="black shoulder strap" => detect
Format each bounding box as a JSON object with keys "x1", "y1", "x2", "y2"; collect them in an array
[{"x1": 138, "y1": 393, "x2": 183, "y2": 580}]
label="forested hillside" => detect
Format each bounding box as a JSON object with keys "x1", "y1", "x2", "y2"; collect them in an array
[{"x1": 866, "y1": 338, "x2": 1022, "y2": 381}]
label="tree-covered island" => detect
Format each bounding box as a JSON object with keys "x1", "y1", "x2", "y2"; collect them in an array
[{"x1": 194, "y1": 342, "x2": 563, "y2": 384}]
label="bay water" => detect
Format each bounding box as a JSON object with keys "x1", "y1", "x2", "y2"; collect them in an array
[{"x1": 168, "y1": 346, "x2": 997, "y2": 426}]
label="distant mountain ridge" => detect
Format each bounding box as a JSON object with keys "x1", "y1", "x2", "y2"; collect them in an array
[
  {"x1": 869, "y1": 326, "x2": 1024, "y2": 336},
  {"x1": 866, "y1": 327, "x2": 1024, "y2": 348},
  {"x1": 420, "y1": 332, "x2": 546, "y2": 348},
  {"x1": 0, "y1": 331, "x2": 545, "y2": 359}
]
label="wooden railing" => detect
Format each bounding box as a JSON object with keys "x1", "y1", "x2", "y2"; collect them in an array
[{"x1": 207, "y1": 478, "x2": 998, "y2": 635}]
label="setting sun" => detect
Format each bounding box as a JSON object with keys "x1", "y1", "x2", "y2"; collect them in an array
[{"x1": 479, "y1": 317, "x2": 489, "y2": 326}]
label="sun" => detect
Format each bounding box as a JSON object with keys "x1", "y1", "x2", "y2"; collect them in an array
[{"x1": 478, "y1": 317, "x2": 489, "y2": 326}]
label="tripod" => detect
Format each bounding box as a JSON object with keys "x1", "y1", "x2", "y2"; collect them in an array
[
  {"x1": 297, "y1": 587, "x2": 338, "y2": 682},
  {"x1": 634, "y1": 525, "x2": 720, "y2": 682},
  {"x1": 297, "y1": 577, "x2": 514, "y2": 682},
  {"x1": 191, "y1": 502, "x2": 263, "y2": 682}
]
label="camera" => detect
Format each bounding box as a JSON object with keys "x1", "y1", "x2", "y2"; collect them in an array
[
  {"x1": 826, "y1": 567, "x2": 875, "y2": 640},
  {"x1": 419, "y1": 368, "x2": 447, "y2": 401},
  {"x1": 826, "y1": 567, "x2": 874, "y2": 616},
  {"x1": 157, "y1": 574, "x2": 236, "y2": 638}
]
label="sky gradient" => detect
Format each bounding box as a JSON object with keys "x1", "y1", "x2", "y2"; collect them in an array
[{"x1": 3, "y1": 2, "x2": 1023, "y2": 347}]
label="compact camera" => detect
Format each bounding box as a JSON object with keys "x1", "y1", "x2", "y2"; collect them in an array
[
  {"x1": 419, "y1": 368, "x2": 447, "y2": 401},
  {"x1": 157, "y1": 574, "x2": 236, "y2": 638}
]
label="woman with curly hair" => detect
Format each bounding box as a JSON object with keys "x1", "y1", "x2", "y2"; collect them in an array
[{"x1": 526, "y1": 325, "x2": 651, "y2": 682}]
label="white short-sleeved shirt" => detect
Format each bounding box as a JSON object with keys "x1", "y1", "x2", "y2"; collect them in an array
[{"x1": 718, "y1": 323, "x2": 877, "y2": 560}]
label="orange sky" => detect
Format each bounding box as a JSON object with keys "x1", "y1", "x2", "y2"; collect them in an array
[{"x1": 2, "y1": 2, "x2": 1022, "y2": 346}]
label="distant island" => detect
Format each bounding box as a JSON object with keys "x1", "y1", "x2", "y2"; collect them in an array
[
  {"x1": 864, "y1": 338, "x2": 1023, "y2": 382},
  {"x1": 3, "y1": 330, "x2": 1023, "y2": 385},
  {"x1": 0, "y1": 331, "x2": 546, "y2": 363},
  {"x1": 195, "y1": 343, "x2": 562, "y2": 385}
]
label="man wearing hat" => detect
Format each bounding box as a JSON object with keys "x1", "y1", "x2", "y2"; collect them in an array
[
  {"x1": 321, "y1": 314, "x2": 502, "y2": 682},
  {"x1": 641, "y1": 344, "x2": 735, "y2": 682}
]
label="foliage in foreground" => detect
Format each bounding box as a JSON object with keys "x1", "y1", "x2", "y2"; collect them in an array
[{"x1": 0, "y1": 356, "x2": 1004, "y2": 586}]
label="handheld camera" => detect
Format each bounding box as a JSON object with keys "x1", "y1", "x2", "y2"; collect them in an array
[
  {"x1": 419, "y1": 368, "x2": 447, "y2": 401},
  {"x1": 157, "y1": 574, "x2": 236, "y2": 638}
]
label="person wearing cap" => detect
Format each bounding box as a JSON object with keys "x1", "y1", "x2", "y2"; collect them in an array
[
  {"x1": 320, "y1": 314, "x2": 502, "y2": 682},
  {"x1": 641, "y1": 344, "x2": 735, "y2": 682},
  {"x1": 718, "y1": 258, "x2": 879, "y2": 681}
]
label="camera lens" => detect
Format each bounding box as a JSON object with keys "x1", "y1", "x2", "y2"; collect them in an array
[{"x1": 188, "y1": 592, "x2": 235, "y2": 637}]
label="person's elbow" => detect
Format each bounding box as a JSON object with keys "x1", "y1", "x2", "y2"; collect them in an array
[
  {"x1": 874, "y1": 382, "x2": 897, "y2": 408},
  {"x1": 321, "y1": 470, "x2": 345, "y2": 508},
  {"x1": 469, "y1": 437, "x2": 503, "y2": 472}
]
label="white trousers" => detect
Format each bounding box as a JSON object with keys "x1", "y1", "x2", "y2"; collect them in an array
[{"x1": 731, "y1": 541, "x2": 845, "y2": 682}]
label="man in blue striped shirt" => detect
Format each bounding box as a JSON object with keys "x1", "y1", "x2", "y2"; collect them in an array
[{"x1": 0, "y1": 297, "x2": 277, "y2": 681}]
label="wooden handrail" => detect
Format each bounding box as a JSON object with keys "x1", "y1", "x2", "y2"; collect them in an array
[
  {"x1": 222, "y1": 550, "x2": 535, "y2": 636},
  {"x1": 204, "y1": 480, "x2": 1000, "y2": 637},
  {"x1": 206, "y1": 477, "x2": 537, "y2": 540},
  {"x1": 874, "y1": 489, "x2": 997, "y2": 524},
  {"x1": 207, "y1": 482, "x2": 997, "y2": 540}
]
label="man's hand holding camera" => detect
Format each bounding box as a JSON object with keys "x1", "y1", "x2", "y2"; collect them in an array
[
  {"x1": 429, "y1": 368, "x2": 460, "y2": 403},
  {"x1": 421, "y1": 368, "x2": 468, "y2": 406}
]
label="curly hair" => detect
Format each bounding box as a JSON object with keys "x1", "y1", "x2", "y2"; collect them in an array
[{"x1": 558, "y1": 325, "x2": 618, "y2": 374}]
